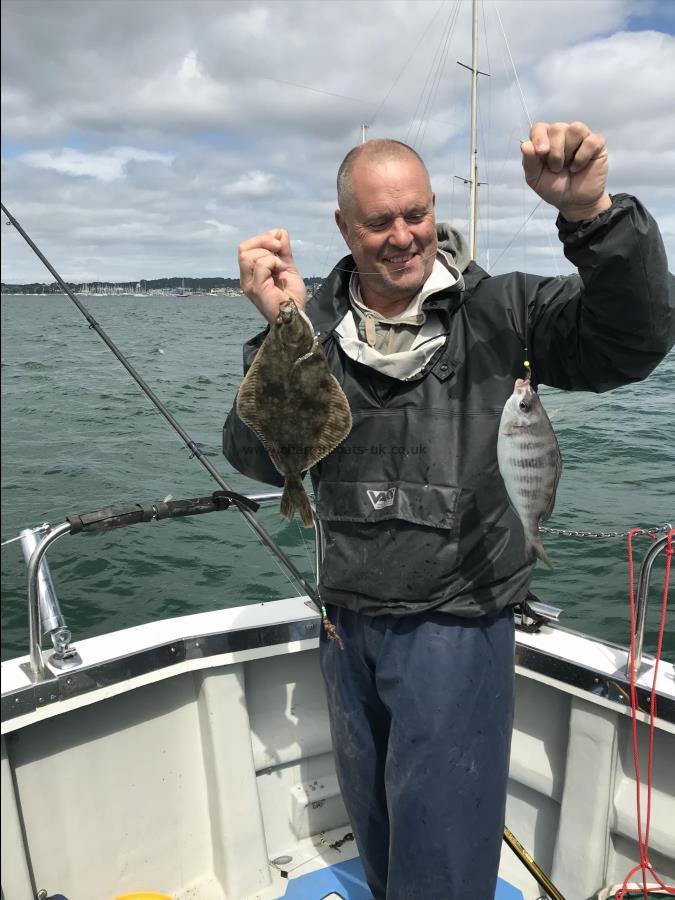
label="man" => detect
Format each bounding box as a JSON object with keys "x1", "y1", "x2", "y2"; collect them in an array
[{"x1": 223, "y1": 122, "x2": 674, "y2": 899}]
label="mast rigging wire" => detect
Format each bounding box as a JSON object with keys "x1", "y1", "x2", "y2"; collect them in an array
[
  {"x1": 405, "y1": 0, "x2": 460, "y2": 146},
  {"x1": 414, "y1": 0, "x2": 462, "y2": 152},
  {"x1": 493, "y1": 2, "x2": 532, "y2": 129},
  {"x1": 369, "y1": 0, "x2": 447, "y2": 130},
  {"x1": 0, "y1": 201, "x2": 324, "y2": 617}
]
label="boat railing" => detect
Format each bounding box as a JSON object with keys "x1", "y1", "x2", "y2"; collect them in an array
[
  {"x1": 20, "y1": 491, "x2": 286, "y2": 682},
  {"x1": 627, "y1": 533, "x2": 671, "y2": 676},
  {"x1": 15, "y1": 491, "x2": 669, "y2": 685}
]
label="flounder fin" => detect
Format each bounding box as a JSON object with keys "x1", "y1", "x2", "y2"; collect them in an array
[
  {"x1": 235, "y1": 354, "x2": 278, "y2": 442},
  {"x1": 304, "y1": 376, "x2": 352, "y2": 469},
  {"x1": 280, "y1": 475, "x2": 314, "y2": 527},
  {"x1": 236, "y1": 352, "x2": 264, "y2": 429},
  {"x1": 236, "y1": 356, "x2": 283, "y2": 467}
]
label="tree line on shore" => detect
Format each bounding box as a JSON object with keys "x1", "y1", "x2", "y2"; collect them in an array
[{"x1": 1, "y1": 276, "x2": 324, "y2": 295}]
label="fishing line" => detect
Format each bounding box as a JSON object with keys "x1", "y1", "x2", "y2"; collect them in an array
[
  {"x1": 1, "y1": 201, "x2": 333, "y2": 631},
  {"x1": 237, "y1": 505, "x2": 305, "y2": 600},
  {"x1": 259, "y1": 77, "x2": 374, "y2": 108},
  {"x1": 328, "y1": 246, "x2": 440, "y2": 278},
  {"x1": 487, "y1": 199, "x2": 542, "y2": 273},
  {"x1": 293, "y1": 513, "x2": 316, "y2": 583}
]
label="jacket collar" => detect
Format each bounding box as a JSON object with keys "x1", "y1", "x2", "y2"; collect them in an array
[{"x1": 306, "y1": 255, "x2": 491, "y2": 341}]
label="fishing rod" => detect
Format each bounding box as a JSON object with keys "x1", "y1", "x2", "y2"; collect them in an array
[
  {"x1": 503, "y1": 827, "x2": 566, "y2": 900},
  {"x1": 1, "y1": 201, "x2": 328, "y2": 624}
]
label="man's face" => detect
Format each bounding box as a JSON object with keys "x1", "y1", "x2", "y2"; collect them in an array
[{"x1": 335, "y1": 155, "x2": 437, "y2": 311}]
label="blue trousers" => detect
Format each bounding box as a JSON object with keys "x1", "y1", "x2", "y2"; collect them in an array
[{"x1": 319, "y1": 604, "x2": 515, "y2": 900}]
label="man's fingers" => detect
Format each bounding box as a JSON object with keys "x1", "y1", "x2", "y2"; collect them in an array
[
  {"x1": 569, "y1": 130, "x2": 607, "y2": 173},
  {"x1": 521, "y1": 140, "x2": 544, "y2": 187},
  {"x1": 238, "y1": 231, "x2": 282, "y2": 258},
  {"x1": 239, "y1": 248, "x2": 273, "y2": 289},
  {"x1": 238, "y1": 228, "x2": 296, "y2": 271},
  {"x1": 269, "y1": 228, "x2": 294, "y2": 264},
  {"x1": 529, "y1": 122, "x2": 550, "y2": 154},
  {"x1": 240, "y1": 248, "x2": 288, "y2": 297},
  {"x1": 250, "y1": 253, "x2": 288, "y2": 293},
  {"x1": 546, "y1": 122, "x2": 573, "y2": 174},
  {"x1": 529, "y1": 121, "x2": 600, "y2": 174}
]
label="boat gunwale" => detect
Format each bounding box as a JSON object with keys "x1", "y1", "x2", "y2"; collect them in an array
[{"x1": 2, "y1": 596, "x2": 673, "y2": 731}]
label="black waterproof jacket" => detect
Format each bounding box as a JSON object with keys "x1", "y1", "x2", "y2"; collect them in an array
[{"x1": 223, "y1": 195, "x2": 674, "y2": 618}]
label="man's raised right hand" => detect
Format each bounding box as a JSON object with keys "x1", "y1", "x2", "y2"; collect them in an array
[{"x1": 238, "y1": 229, "x2": 307, "y2": 324}]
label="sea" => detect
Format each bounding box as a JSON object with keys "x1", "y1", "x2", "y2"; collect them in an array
[{"x1": 1, "y1": 292, "x2": 673, "y2": 662}]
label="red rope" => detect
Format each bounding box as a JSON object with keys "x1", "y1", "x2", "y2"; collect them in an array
[{"x1": 615, "y1": 528, "x2": 674, "y2": 900}]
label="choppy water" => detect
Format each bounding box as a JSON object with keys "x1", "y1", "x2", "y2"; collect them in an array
[{"x1": 1, "y1": 293, "x2": 673, "y2": 662}]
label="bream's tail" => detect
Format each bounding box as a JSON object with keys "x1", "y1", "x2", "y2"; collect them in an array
[{"x1": 527, "y1": 534, "x2": 553, "y2": 570}]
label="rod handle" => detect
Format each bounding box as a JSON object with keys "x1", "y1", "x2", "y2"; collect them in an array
[{"x1": 66, "y1": 491, "x2": 259, "y2": 533}]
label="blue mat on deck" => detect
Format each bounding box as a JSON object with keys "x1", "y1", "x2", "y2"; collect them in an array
[{"x1": 279, "y1": 855, "x2": 524, "y2": 899}]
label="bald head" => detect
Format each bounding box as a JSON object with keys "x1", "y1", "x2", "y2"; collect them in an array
[{"x1": 337, "y1": 139, "x2": 431, "y2": 214}]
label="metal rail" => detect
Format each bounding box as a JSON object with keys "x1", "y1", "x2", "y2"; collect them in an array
[
  {"x1": 25, "y1": 523, "x2": 73, "y2": 680},
  {"x1": 22, "y1": 494, "x2": 670, "y2": 684},
  {"x1": 628, "y1": 534, "x2": 671, "y2": 676},
  {"x1": 24, "y1": 492, "x2": 286, "y2": 682}
]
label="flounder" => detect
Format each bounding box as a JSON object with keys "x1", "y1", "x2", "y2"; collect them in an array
[{"x1": 236, "y1": 299, "x2": 352, "y2": 527}]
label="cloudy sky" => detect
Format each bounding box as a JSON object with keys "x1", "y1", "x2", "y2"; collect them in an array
[{"x1": 2, "y1": 0, "x2": 674, "y2": 284}]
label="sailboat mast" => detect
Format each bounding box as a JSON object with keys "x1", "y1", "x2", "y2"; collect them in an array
[{"x1": 469, "y1": 0, "x2": 479, "y2": 261}]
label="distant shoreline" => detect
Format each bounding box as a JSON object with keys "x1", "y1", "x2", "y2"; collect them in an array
[
  {"x1": 1, "y1": 289, "x2": 246, "y2": 297},
  {"x1": 1, "y1": 276, "x2": 324, "y2": 296}
]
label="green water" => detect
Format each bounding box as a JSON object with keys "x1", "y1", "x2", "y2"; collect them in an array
[{"x1": 1, "y1": 293, "x2": 673, "y2": 661}]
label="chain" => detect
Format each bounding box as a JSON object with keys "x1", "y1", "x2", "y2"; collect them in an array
[
  {"x1": 540, "y1": 523, "x2": 672, "y2": 540},
  {"x1": 0, "y1": 522, "x2": 52, "y2": 550}
]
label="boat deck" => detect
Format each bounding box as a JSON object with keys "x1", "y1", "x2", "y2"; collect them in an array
[{"x1": 278, "y1": 856, "x2": 523, "y2": 899}]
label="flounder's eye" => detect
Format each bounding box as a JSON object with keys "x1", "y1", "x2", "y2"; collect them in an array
[{"x1": 519, "y1": 400, "x2": 530, "y2": 411}]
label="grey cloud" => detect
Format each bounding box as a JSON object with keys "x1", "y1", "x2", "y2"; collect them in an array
[{"x1": 1, "y1": 0, "x2": 672, "y2": 284}]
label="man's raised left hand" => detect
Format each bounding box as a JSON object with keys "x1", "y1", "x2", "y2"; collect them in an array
[{"x1": 521, "y1": 121, "x2": 612, "y2": 222}]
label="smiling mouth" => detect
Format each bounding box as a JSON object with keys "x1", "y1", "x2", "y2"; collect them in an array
[{"x1": 382, "y1": 252, "x2": 417, "y2": 266}]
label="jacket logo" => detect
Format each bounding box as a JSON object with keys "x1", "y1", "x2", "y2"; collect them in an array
[{"x1": 367, "y1": 488, "x2": 397, "y2": 510}]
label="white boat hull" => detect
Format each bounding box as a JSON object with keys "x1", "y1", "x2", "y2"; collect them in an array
[{"x1": 2, "y1": 597, "x2": 674, "y2": 900}]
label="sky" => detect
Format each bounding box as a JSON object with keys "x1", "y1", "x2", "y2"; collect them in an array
[{"x1": 1, "y1": 0, "x2": 674, "y2": 284}]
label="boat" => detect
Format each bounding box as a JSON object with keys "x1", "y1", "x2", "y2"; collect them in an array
[
  {"x1": 2, "y1": 4, "x2": 674, "y2": 899},
  {"x1": 133, "y1": 280, "x2": 150, "y2": 298},
  {"x1": 1, "y1": 495, "x2": 673, "y2": 900},
  {"x1": 176, "y1": 277, "x2": 191, "y2": 298}
]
